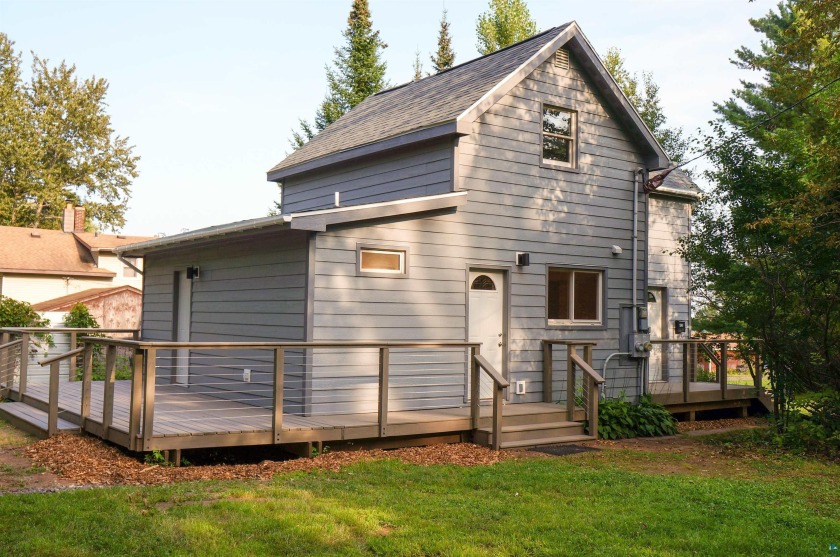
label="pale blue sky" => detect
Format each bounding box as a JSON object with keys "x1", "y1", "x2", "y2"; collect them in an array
[{"x1": 1, "y1": 0, "x2": 775, "y2": 235}]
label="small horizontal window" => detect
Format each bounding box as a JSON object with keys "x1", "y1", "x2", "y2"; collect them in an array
[
  {"x1": 360, "y1": 249, "x2": 405, "y2": 274},
  {"x1": 548, "y1": 268, "x2": 603, "y2": 325}
]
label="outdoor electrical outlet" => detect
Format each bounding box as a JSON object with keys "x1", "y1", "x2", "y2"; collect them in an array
[
  {"x1": 243, "y1": 369, "x2": 251, "y2": 383},
  {"x1": 516, "y1": 381, "x2": 526, "y2": 395}
]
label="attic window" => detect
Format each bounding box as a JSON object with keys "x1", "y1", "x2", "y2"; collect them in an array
[
  {"x1": 542, "y1": 105, "x2": 577, "y2": 168},
  {"x1": 554, "y1": 48, "x2": 569, "y2": 70}
]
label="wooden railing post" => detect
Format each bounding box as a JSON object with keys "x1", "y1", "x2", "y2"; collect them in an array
[
  {"x1": 273, "y1": 348, "x2": 284, "y2": 443},
  {"x1": 141, "y1": 348, "x2": 157, "y2": 451},
  {"x1": 47, "y1": 361, "x2": 60, "y2": 436},
  {"x1": 0, "y1": 332, "x2": 8, "y2": 393},
  {"x1": 79, "y1": 343, "x2": 94, "y2": 431},
  {"x1": 682, "y1": 342, "x2": 690, "y2": 403},
  {"x1": 128, "y1": 349, "x2": 144, "y2": 451},
  {"x1": 18, "y1": 333, "x2": 29, "y2": 397},
  {"x1": 102, "y1": 344, "x2": 117, "y2": 437},
  {"x1": 588, "y1": 375, "x2": 599, "y2": 439},
  {"x1": 567, "y1": 345, "x2": 577, "y2": 421},
  {"x1": 720, "y1": 342, "x2": 728, "y2": 400},
  {"x1": 542, "y1": 341, "x2": 553, "y2": 403},
  {"x1": 492, "y1": 383, "x2": 503, "y2": 451},
  {"x1": 378, "y1": 347, "x2": 389, "y2": 438},
  {"x1": 470, "y1": 346, "x2": 481, "y2": 430},
  {"x1": 68, "y1": 332, "x2": 77, "y2": 381}
]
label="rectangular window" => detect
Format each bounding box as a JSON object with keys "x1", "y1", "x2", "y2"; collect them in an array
[
  {"x1": 360, "y1": 248, "x2": 405, "y2": 274},
  {"x1": 548, "y1": 268, "x2": 602, "y2": 325},
  {"x1": 542, "y1": 105, "x2": 576, "y2": 167}
]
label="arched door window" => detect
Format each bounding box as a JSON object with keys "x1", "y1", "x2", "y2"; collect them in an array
[{"x1": 470, "y1": 275, "x2": 496, "y2": 291}]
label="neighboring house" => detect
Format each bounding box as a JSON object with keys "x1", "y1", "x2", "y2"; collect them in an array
[
  {"x1": 0, "y1": 205, "x2": 152, "y2": 306},
  {"x1": 32, "y1": 285, "x2": 143, "y2": 330},
  {"x1": 646, "y1": 169, "x2": 701, "y2": 385},
  {"x1": 118, "y1": 23, "x2": 691, "y2": 417}
]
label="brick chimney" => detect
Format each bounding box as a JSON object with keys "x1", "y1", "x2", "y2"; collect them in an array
[
  {"x1": 73, "y1": 206, "x2": 85, "y2": 232},
  {"x1": 62, "y1": 204, "x2": 75, "y2": 232}
]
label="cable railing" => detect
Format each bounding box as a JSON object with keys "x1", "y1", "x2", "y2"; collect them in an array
[
  {"x1": 11, "y1": 335, "x2": 527, "y2": 450},
  {"x1": 541, "y1": 340, "x2": 604, "y2": 437},
  {"x1": 647, "y1": 339, "x2": 766, "y2": 405}
]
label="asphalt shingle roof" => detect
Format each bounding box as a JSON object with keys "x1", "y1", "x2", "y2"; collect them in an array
[
  {"x1": 0, "y1": 227, "x2": 113, "y2": 277},
  {"x1": 269, "y1": 25, "x2": 570, "y2": 176}
]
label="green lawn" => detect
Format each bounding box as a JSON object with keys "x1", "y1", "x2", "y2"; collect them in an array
[{"x1": 0, "y1": 440, "x2": 838, "y2": 557}]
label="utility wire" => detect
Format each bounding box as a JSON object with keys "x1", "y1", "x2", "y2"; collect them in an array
[{"x1": 645, "y1": 75, "x2": 840, "y2": 192}]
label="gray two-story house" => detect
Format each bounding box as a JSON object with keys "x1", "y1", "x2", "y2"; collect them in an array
[{"x1": 118, "y1": 22, "x2": 692, "y2": 443}]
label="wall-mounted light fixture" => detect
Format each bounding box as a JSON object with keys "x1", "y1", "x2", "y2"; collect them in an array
[
  {"x1": 674, "y1": 320, "x2": 687, "y2": 334},
  {"x1": 186, "y1": 265, "x2": 200, "y2": 280},
  {"x1": 516, "y1": 252, "x2": 530, "y2": 266}
]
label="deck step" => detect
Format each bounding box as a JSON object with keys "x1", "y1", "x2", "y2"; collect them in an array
[
  {"x1": 0, "y1": 402, "x2": 80, "y2": 438},
  {"x1": 475, "y1": 420, "x2": 586, "y2": 446},
  {"x1": 499, "y1": 434, "x2": 596, "y2": 449}
]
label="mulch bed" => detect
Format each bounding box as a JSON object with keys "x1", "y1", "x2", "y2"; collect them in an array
[
  {"x1": 676, "y1": 417, "x2": 765, "y2": 433},
  {"x1": 25, "y1": 435, "x2": 513, "y2": 487}
]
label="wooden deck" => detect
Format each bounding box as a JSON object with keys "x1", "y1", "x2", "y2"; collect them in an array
[
  {"x1": 7, "y1": 379, "x2": 569, "y2": 451},
  {"x1": 649, "y1": 381, "x2": 772, "y2": 415}
]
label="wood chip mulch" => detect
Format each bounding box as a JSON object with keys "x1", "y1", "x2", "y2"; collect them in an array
[
  {"x1": 676, "y1": 417, "x2": 765, "y2": 433},
  {"x1": 24, "y1": 435, "x2": 512, "y2": 487}
]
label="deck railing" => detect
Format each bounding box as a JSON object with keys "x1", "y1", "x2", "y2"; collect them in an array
[
  {"x1": 17, "y1": 336, "x2": 527, "y2": 450},
  {"x1": 647, "y1": 339, "x2": 766, "y2": 406},
  {"x1": 541, "y1": 340, "x2": 604, "y2": 437}
]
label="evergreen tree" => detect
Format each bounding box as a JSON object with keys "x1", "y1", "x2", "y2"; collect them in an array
[
  {"x1": 291, "y1": 0, "x2": 388, "y2": 149},
  {"x1": 412, "y1": 50, "x2": 423, "y2": 81},
  {"x1": 475, "y1": 0, "x2": 537, "y2": 55},
  {"x1": 682, "y1": 0, "x2": 840, "y2": 400},
  {"x1": 602, "y1": 47, "x2": 691, "y2": 164},
  {"x1": 0, "y1": 33, "x2": 138, "y2": 230},
  {"x1": 430, "y1": 9, "x2": 456, "y2": 73}
]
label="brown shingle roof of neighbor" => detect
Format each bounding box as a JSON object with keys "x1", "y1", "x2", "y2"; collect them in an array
[
  {"x1": 73, "y1": 232, "x2": 155, "y2": 251},
  {"x1": 0, "y1": 226, "x2": 114, "y2": 277},
  {"x1": 31, "y1": 285, "x2": 141, "y2": 312},
  {"x1": 268, "y1": 24, "x2": 572, "y2": 177}
]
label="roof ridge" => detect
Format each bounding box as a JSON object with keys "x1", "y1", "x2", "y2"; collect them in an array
[{"x1": 375, "y1": 25, "x2": 567, "y2": 97}]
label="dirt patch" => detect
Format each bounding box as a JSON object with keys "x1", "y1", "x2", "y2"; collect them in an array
[{"x1": 24, "y1": 435, "x2": 513, "y2": 487}]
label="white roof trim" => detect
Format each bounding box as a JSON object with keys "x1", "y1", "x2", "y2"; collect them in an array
[{"x1": 116, "y1": 191, "x2": 469, "y2": 255}]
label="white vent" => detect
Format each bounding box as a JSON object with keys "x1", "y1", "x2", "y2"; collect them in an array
[{"x1": 554, "y1": 48, "x2": 569, "y2": 70}]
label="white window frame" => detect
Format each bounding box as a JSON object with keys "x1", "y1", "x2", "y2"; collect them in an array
[
  {"x1": 541, "y1": 104, "x2": 577, "y2": 169},
  {"x1": 547, "y1": 268, "x2": 603, "y2": 326},
  {"x1": 357, "y1": 245, "x2": 410, "y2": 278}
]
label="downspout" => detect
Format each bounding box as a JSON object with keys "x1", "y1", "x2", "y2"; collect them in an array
[{"x1": 633, "y1": 168, "x2": 645, "y2": 395}]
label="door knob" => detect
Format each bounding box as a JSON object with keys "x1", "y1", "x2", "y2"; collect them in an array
[{"x1": 498, "y1": 342, "x2": 503, "y2": 347}]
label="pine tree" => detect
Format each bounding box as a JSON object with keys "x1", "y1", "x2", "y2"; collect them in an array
[
  {"x1": 475, "y1": 0, "x2": 537, "y2": 55},
  {"x1": 290, "y1": 0, "x2": 388, "y2": 149},
  {"x1": 430, "y1": 9, "x2": 456, "y2": 73},
  {"x1": 412, "y1": 50, "x2": 423, "y2": 81}
]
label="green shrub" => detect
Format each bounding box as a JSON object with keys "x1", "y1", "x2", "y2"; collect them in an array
[
  {"x1": 778, "y1": 390, "x2": 840, "y2": 458},
  {"x1": 695, "y1": 367, "x2": 716, "y2": 382},
  {"x1": 597, "y1": 394, "x2": 678, "y2": 440},
  {"x1": 63, "y1": 303, "x2": 99, "y2": 330},
  {"x1": 0, "y1": 296, "x2": 49, "y2": 328}
]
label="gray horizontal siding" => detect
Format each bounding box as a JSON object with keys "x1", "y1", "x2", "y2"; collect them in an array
[
  {"x1": 140, "y1": 231, "x2": 309, "y2": 412},
  {"x1": 648, "y1": 195, "x2": 693, "y2": 381},
  {"x1": 282, "y1": 142, "x2": 453, "y2": 214}
]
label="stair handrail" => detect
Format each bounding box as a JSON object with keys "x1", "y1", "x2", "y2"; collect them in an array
[
  {"x1": 34, "y1": 346, "x2": 85, "y2": 436},
  {"x1": 472, "y1": 354, "x2": 509, "y2": 450},
  {"x1": 568, "y1": 349, "x2": 603, "y2": 439}
]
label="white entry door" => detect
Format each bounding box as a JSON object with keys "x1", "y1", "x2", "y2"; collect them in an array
[
  {"x1": 175, "y1": 271, "x2": 192, "y2": 385},
  {"x1": 647, "y1": 289, "x2": 664, "y2": 382},
  {"x1": 468, "y1": 270, "x2": 505, "y2": 399}
]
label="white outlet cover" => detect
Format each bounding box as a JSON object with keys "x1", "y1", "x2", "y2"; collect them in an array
[{"x1": 243, "y1": 369, "x2": 251, "y2": 383}]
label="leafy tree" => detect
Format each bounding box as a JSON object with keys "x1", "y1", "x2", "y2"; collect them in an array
[
  {"x1": 475, "y1": 0, "x2": 537, "y2": 55},
  {"x1": 0, "y1": 296, "x2": 49, "y2": 328},
  {"x1": 63, "y1": 303, "x2": 100, "y2": 330},
  {"x1": 0, "y1": 33, "x2": 138, "y2": 231},
  {"x1": 290, "y1": 0, "x2": 388, "y2": 149},
  {"x1": 682, "y1": 1, "x2": 840, "y2": 422},
  {"x1": 430, "y1": 9, "x2": 456, "y2": 73},
  {"x1": 412, "y1": 50, "x2": 423, "y2": 81},
  {"x1": 602, "y1": 47, "x2": 691, "y2": 164}
]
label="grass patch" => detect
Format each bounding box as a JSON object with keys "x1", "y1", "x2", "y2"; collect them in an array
[
  {"x1": 0, "y1": 415, "x2": 35, "y2": 448},
  {"x1": 0, "y1": 445, "x2": 838, "y2": 556}
]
